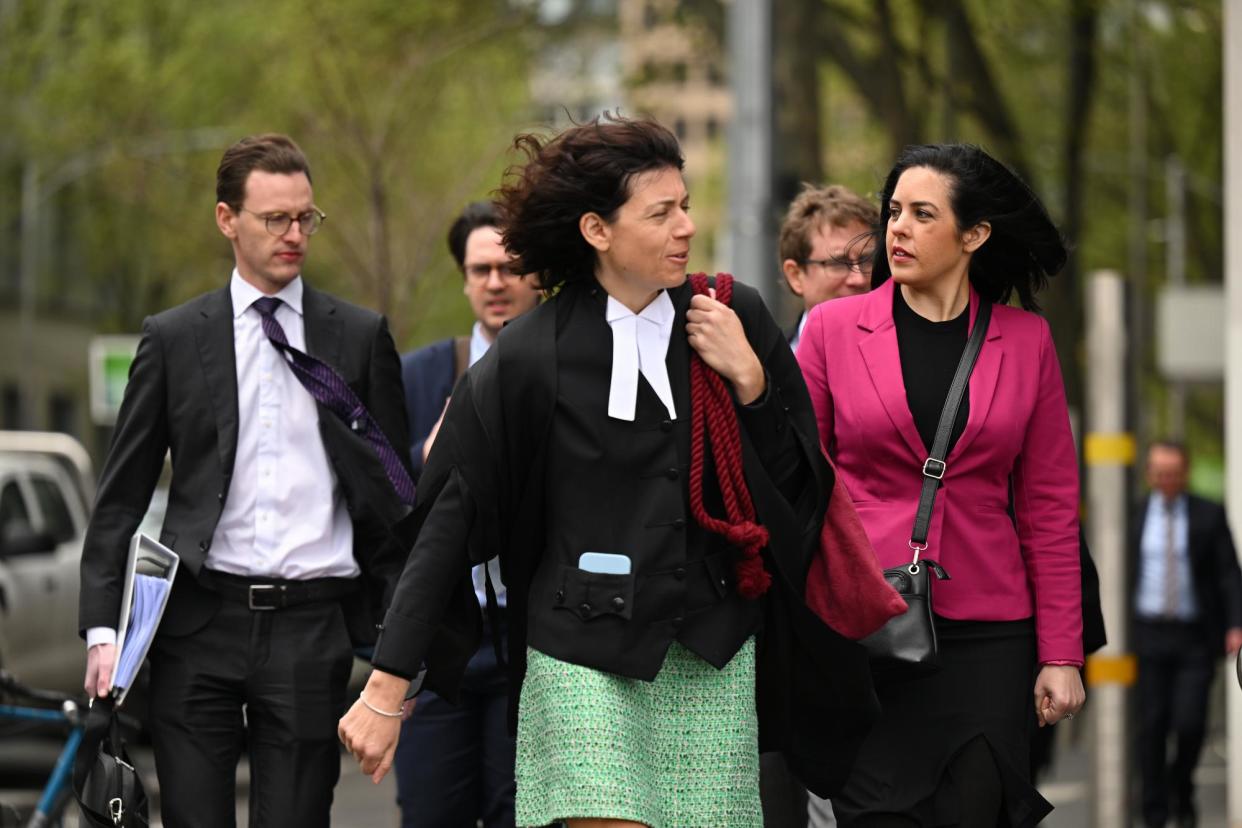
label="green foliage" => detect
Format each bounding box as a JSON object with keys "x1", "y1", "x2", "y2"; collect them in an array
[{"x1": 0, "y1": 0, "x2": 537, "y2": 348}]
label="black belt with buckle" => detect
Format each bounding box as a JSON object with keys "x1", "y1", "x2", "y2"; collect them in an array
[{"x1": 206, "y1": 570, "x2": 359, "y2": 611}]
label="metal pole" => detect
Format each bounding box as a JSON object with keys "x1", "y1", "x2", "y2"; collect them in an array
[
  {"x1": 1165, "y1": 154, "x2": 1187, "y2": 440},
  {"x1": 18, "y1": 161, "x2": 40, "y2": 429},
  {"x1": 1128, "y1": 0, "x2": 1149, "y2": 466},
  {"x1": 1086, "y1": 269, "x2": 1131, "y2": 828},
  {"x1": 1223, "y1": 3, "x2": 1242, "y2": 822},
  {"x1": 726, "y1": 0, "x2": 775, "y2": 308}
]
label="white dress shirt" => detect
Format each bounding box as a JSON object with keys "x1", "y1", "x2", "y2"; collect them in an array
[
  {"x1": 605, "y1": 291, "x2": 677, "y2": 421},
  {"x1": 1136, "y1": 492, "x2": 1197, "y2": 620},
  {"x1": 208, "y1": 271, "x2": 356, "y2": 580},
  {"x1": 87, "y1": 272, "x2": 357, "y2": 649}
]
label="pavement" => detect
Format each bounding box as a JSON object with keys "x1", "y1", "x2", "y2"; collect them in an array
[
  {"x1": 1036, "y1": 670, "x2": 1231, "y2": 828},
  {"x1": 2, "y1": 674, "x2": 1237, "y2": 827},
  {"x1": 1, "y1": 743, "x2": 400, "y2": 827}
]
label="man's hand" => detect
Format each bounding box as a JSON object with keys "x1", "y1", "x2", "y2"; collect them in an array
[
  {"x1": 1225, "y1": 627, "x2": 1242, "y2": 656},
  {"x1": 1034, "y1": 664, "x2": 1086, "y2": 727},
  {"x1": 685, "y1": 290, "x2": 765, "y2": 405},
  {"x1": 338, "y1": 670, "x2": 411, "y2": 784},
  {"x1": 85, "y1": 643, "x2": 116, "y2": 699}
]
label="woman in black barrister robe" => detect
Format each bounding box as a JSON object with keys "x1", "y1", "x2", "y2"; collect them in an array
[{"x1": 339, "y1": 115, "x2": 880, "y2": 828}]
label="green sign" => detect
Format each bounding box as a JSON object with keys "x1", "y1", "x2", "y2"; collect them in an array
[{"x1": 88, "y1": 336, "x2": 140, "y2": 425}]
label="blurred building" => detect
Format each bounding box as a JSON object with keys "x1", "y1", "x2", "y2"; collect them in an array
[
  {"x1": 618, "y1": 0, "x2": 731, "y2": 269},
  {"x1": 618, "y1": 0, "x2": 731, "y2": 175}
]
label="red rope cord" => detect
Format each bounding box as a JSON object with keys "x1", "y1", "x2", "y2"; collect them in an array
[{"x1": 687, "y1": 273, "x2": 771, "y2": 599}]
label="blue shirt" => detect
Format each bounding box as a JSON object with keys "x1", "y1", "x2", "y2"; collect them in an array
[{"x1": 1136, "y1": 493, "x2": 1197, "y2": 620}]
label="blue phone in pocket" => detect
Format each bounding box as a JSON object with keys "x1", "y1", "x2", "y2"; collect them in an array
[{"x1": 578, "y1": 552, "x2": 632, "y2": 575}]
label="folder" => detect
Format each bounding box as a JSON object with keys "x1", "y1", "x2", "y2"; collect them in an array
[{"x1": 110, "y1": 533, "x2": 178, "y2": 705}]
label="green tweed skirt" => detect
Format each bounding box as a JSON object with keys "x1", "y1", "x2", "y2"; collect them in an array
[{"x1": 515, "y1": 638, "x2": 761, "y2": 828}]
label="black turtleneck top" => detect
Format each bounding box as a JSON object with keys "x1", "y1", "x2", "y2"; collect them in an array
[{"x1": 894, "y1": 286, "x2": 970, "y2": 455}]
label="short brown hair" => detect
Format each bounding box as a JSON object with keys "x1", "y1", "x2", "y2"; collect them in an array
[
  {"x1": 777, "y1": 183, "x2": 879, "y2": 265},
  {"x1": 216, "y1": 134, "x2": 312, "y2": 211}
]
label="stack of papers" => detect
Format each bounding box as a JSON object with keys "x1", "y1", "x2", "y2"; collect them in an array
[
  {"x1": 112, "y1": 574, "x2": 172, "y2": 692},
  {"x1": 110, "y1": 533, "x2": 178, "y2": 705}
]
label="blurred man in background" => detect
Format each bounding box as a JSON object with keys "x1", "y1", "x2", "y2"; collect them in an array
[
  {"x1": 1133, "y1": 440, "x2": 1242, "y2": 828},
  {"x1": 394, "y1": 200, "x2": 539, "y2": 827},
  {"x1": 779, "y1": 183, "x2": 878, "y2": 351},
  {"x1": 759, "y1": 183, "x2": 877, "y2": 828}
]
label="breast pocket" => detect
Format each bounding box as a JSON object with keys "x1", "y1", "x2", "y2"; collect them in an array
[{"x1": 552, "y1": 564, "x2": 635, "y2": 622}]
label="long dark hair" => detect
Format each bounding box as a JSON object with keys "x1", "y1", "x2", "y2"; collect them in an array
[
  {"x1": 497, "y1": 114, "x2": 684, "y2": 291},
  {"x1": 871, "y1": 144, "x2": 1067, "y2": 310}
]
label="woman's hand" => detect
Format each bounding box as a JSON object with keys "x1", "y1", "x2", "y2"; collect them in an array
[
  {"x1": 338, "y1": 670, "x2": 411, "y2": 783},
  {"x1": 1033, "y1": 664, "x2": 1085, "y2": 727},
  {"x1": 685, "y1": 290, "x2": 765, "y2": 404}
]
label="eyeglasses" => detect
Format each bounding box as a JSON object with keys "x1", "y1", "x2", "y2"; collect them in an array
[
  {"x1": 464, "y1": 262, "x2": 521, "y2": 280},
  {"x1": 803, "y1": 256, "x2": 874, "y2": 276},
  {"x1": 241, "y1": 207, "x2": 326, "y2": 237}
]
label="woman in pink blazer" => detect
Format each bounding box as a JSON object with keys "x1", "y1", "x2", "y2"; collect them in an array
[{"x1": 797, "y1": 144, "x2": 1084, "y2": 827}]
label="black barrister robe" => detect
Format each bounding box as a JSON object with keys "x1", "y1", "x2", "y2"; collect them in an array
[{"x1": 373, "y1": 278, "x2": 879, "y2": 797}]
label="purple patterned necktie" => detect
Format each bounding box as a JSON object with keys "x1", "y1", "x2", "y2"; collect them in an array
[{"x1": 252, "y1": 296, "x2": 415, "y2": 505}]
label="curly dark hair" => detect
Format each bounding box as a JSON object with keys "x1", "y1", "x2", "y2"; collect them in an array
[
  {"x1": 870, "y1": 144, "x2": 1067, "y2": 311},
  {"x1": 496, "y1": 114, "x2": 684, "y2": 290}
]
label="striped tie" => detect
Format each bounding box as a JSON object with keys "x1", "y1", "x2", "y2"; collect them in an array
[{"x1": 252, "y1": 296, "x2": 415, "y2": 505}]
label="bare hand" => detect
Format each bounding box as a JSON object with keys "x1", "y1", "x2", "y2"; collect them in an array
[
  {"x1": 85, "y1": 643, "x2": 116, "y2": 699},
  {"x1": 1226, "y1": 627, "x2": 1242, "y2": 656},
  {"x1": 338, "y1": 671, "x2": 410, "y2": 783},
  {"x1": 685, "y1": 291, "x2": 764, "y2": 404},
  {"x1": 1034, "y1": 664, "x2": 1085, "y2": 727},
  {"x1": 422, "y1": 397, "x2": 450, "y2": 463}
]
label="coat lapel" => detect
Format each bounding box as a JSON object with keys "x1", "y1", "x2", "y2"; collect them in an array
[
  {"x1": 856, "y1": 281, "x2": 927, "y2": 462},
  {"x1": 946, "y1": 285, "x2": 1003, "y2": 461},
  {"x1": 302, "y1": 284, "x2": 342, "y2": 369},
  {"x1": 667, "y1": 282, "x2": 693, "y2": 467},
  {"x1": 193, "y1": 287, "x2": 240, "y2": 477}
]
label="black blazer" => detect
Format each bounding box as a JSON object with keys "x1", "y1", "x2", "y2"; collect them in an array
[
  {"x1": 79, "y1": 283, "x2": 413, "y2": 647},
  {"x1": 1129, "y1": 493, "x2": 1242, "y2": 648}
]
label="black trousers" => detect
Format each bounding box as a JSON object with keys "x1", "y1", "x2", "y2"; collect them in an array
[
  {"x1": 1135, "y1": 619, "x2": 1216, "y2": 827},
  {"x1": 147, "y1": 595, "x2": 355, "y2": 828},
  {"x1": 393, "y1": 621, "x2": 516, "y2": 828}
]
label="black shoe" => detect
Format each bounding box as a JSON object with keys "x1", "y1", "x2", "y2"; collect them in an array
[{"x1": 1174, "y1": 801, "x2": 1197, "y2": 828}]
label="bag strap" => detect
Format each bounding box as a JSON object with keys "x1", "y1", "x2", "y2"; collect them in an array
[{"x1": 909, "y1": 300, "x2": 993, "y2": 558}]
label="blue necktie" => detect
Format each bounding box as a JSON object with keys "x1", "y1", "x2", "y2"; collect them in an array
[{"x1": 252, "y1": 296, "x2": 416, "y2": 506}]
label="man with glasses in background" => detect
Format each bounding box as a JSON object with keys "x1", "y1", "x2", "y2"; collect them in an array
[
  {"x1": 79, "y1": 133, "x2": 414, "y2": 826},
  {"x1": 761, "y1": 183, "x2": 878, "y2": 828},
  {"x1": 393, "y1": 200, "x2": 539, "y2": 827},
  {"x1": 779, "y1": 184, "x2": 878, "y2": 351}
]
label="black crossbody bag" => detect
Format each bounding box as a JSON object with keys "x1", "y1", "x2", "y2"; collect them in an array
[{"x1": 861, "y1": 300, "x2": 992, "y2": 677}]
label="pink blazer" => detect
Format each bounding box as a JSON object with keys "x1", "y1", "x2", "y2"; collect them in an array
[{"x1": 796, "y1": 279, "x2": 1082, "y2": 664}]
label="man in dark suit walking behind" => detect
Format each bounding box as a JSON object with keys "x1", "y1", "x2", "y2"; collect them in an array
[
  {"x1": 1133, "y1": 440, "x2": 1242, "y2": 828},
  {"x1": 393, "y1": 200, "x2": 538, "y2": 827},
  {"x1": 78, "y1": 133, "x2": 414, "y2": 827}
]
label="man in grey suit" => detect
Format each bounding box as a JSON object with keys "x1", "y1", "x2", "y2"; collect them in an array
[{"x1": 78, "y1": 134, "x2": 413, "y2": 827}]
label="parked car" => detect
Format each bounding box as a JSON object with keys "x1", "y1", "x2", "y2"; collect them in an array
[{"x1": 0, "y1": 432, "x2": 94, "y2": 696}]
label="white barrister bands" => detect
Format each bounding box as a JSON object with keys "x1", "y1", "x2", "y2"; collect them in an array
[{"x1": 605, "y1": 291, "x2": 677, "y2": 421}]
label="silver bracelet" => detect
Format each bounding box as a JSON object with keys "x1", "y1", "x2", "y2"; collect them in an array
[{"x1": 359, "y1": 691, "x2": 403, "y2": 719}]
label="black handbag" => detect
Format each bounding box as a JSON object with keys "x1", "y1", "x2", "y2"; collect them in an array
[
  {"x1": 861, "y1": 300, "x2": 992, "y2": 677},
  {"x1": 73, "y1": 696, "x2": 149, "y2": 827}
]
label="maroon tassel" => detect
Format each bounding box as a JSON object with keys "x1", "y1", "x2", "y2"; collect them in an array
[{"x1": 686, "y1": 273, "x2": 771, "y2": 599}]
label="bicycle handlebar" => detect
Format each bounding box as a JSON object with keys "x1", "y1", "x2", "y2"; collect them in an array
[{"x1": 0, "y1": 670, "x2": 79, "y2": 706}]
